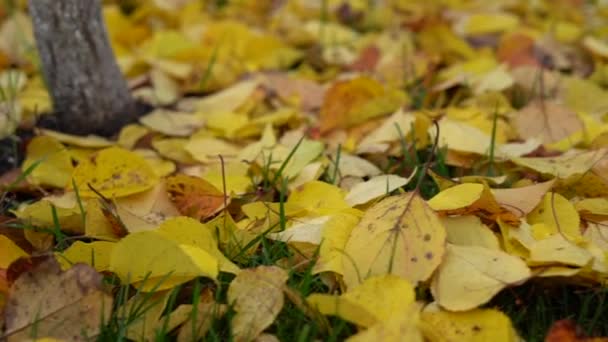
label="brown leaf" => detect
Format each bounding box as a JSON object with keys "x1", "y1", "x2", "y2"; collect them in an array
[
  {"x1": 3, "y1": 258, "x2": 113, "y2": 341},
  {"x1": 349, "y1": 45, "x2": 381, "y2": 72},
  {"x1": 166, "y1": 174, "x2": 227, "y2": 220},
  {"x1": 497, "y1": 33, "x2": 539, "y2": 68},
  {"x1": 513, "y1": 100, "x2": 583, "y2": 145},
  {"x1": 263, "y1": 73, "x2": 325, "y2": 112},
  {"x1": 493, "y1": 179, "x2": 556, "y2": 218}
]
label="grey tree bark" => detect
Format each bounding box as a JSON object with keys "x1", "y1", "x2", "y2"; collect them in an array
[{"x1": 28, "y1": 0, "x2": 145, "y2": 136}]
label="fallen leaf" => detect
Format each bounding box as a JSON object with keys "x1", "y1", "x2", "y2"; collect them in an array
[
  {"x1": 55, "y1": 241, "x2": 115, "y2": 272},
  {"x1": 529, "y1": 234, "x2": 592, "y2": 267},
  {"x1": 3, "y1": 258, "x2": 113, "y2": 341},
  {"x1": 342, "y1": 192, "x2": 446, "y2": 288},
  {"x1": 420, "y1": 306, "x2": 519, "y2": 342},
  {"x1": 513, "y1": 100, "x2": 583, "y2": 145},
  {"x1": 431, "y1": 244, "x2": 531, "y2": 311},
  {"x1": 166, "y1": 174, "x2": 226, "y2": 220},
  {"x1": 21, "y1": 136, "x2": 73, "y2": 188},
  {"x1": 346, "y1": 303, "x2": 423, "y2": 342},
  {"x1": 442, "y1": 215, "x2": 500, "y2": 250},
  {"x1": 39, "y1": 129, "x2": 113, "y2": 148},
  {"x1": 0, "y1": 235, "x2": 27, "y2": 269},
  {"x1": 70, "y1": 146, "x2": 159, "y2": 198},
  {"x1": 345, "y1": 173, "x2": 416, "y2": 206},
  {"x1": 110, "y1": 229, "x2": 219, "y2": 291},
  {"x1": 428, "y1": 183, "x2": 518, "y2": 223},
  {"x1": 492, "y1": 180, "x2": 555, "y2": 218},
  {"x1": 307, "y1": 275, "x2": 415, "y2": 328},
  {"x1": 320, "y1": 77, "x2": 406, "y2": 133},
  {"x1": 140, "y1": 109, "x2": 203, "y2": 136},
  {"x1": 228, "y1": 266, "x2": 288, "y2": 342}
]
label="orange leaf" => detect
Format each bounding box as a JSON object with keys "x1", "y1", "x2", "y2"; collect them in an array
[
  {"x1": 166, "y1": 174, "x2": 227, "y2": 220},
  {"x1": 319, "y1": 77, "x2": 384, "y2": 133}
]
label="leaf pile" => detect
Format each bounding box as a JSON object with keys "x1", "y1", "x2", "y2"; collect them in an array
[{"x1": 2, "y1": 0, "x2": 608, "y2": 341}]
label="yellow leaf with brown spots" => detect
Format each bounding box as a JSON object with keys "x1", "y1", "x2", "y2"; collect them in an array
[
  {"x1": 342, "y1": 192, "x2": 446, "y2": 288},
  {"x1": 70, "y1": 147, "x2": 159, "y2": 198}
]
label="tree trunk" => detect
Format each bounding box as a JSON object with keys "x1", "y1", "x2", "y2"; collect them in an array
[{"x1": 28, "y1": 0, "x2": 144, "y2": 136}]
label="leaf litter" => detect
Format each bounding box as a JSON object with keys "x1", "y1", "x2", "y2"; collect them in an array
[{"x1": 2, "y1": 0, "x2": 608, "y2": 341}]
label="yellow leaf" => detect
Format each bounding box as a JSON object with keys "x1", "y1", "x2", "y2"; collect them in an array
[
  {"x1": 343, "y1": 192, "x2": 446, "y2": 288},
  {"x1": 280, "y1": 139, "x2": 325, "y2": 179},
  {"x1": 141, "y1": 30, "x2": 199, "y2": 60},
  {"x1": 56, "y1": 241, "x2": 115, "y2": 272},
  {"x1": 22, "y1": 136, "x2": 73, "y2": 188},
  {"x1": 269, "y1": 215, "x2": 330, "y2": 244},
  {"x1": 206, "y1": 213, "x2": 260, "y2": 262},
  {"x1": 39, "y1": 128, "x2": 113, "y2": 148},
  {"x1": 428, "y1": 183, "x2": 516, "y2": 222},
  {"x1": 345, "y1": 174, "x2": 416, "y2": 207},
  {"x1": 202, "y1": 161, "x2": 252, "y2": 195},
  {"x1": 71, "y1": 147, "x2": 159, "y2": 198},
  {"x1": 562, "y1": 76, "x2": 608, "y2": 119},
  {"x1": 151, "y1": 69, "x2": 180, "y2": 105},
  {"x1": 431, "y1": 244, "x2": 530, "y2": 311},
  {"x1": 442, "y1": 215, "x2": 500, "y2": 250},
  {"x1": 110, "y1": 231, "x2": 219, "y2": 291},
  {"x1": 327, "y1": 153, "x2": 381, "y2": 178},
  {"x1": 134, "y1": 148, "x2": 176, "y2": 177},
  {"x1": 428, "y1": 183, "x2": 484, "y2": 211},
  {"x1": 206, "y1": 112, "x2": 249, "y2": 138},
  {"x1": 356, "y1": 109, "x2": 416, "y2": 153},
  {"x1": 528, "y1": 192, "x2": 582, "y2": 243},
  {"x1": 529, "y1": 234, "x2": 592, "y2": 267},
  {"x1": 14, "y1": 197, "x2": 83, "y2": 234},
  {"x1": 306, "y1": 293, "x2": 377, "y2": 328},
  {"x1": 185, "y1": 137, "x2": 240, "y2": 163},
  {"x1": 228, "y1": 266, "x2": 288, "y2": 342},
  {"x1": 314, "y1": 211, "x2": 361, "y2": 275},
  {"x1": 420, "y1": 306, "x2": 519, "y2": 342},
  {"x1": 574, "y1": 198, "x2": 608, "y2": 220},
  {"x1": 193, "y1": 78, "x2": 261, "y2": 114},
  {"x1": 307, "y1": 275, "x2": 415, "y2": 328},
  {"x1": 512, "y1": 149, "x2": 607, "y2": 179},
  {"x1": 140, "y1": 109, "x2": 203, "y2": 137},
  {"x1": 462, "y1": 13, "x2": 519, "y2": 35},
  {"x1": 151, "y1": 138, "x2": 198, "y2": 164},
  {"x1": 0, "y1": 235, "x2": 27, "y2": 268},
  {"x1": 346, "y1": 303, "x2": 423, "y2": 342},
  {"x1": 155, "y1": 216, "x2": 239, "y2": 274},
  {"x1": 288, "y1": 181, "x2": 350, "y2": 216},
  {"x1": 117, "y1": 124, "x2": 150, "y2": 149},
  {"x1": 84, "y1": 199, "x2": 119, "y2": 241},
  {"x1": 113, "y1": 181, "x2": 180, "y2": 233},
  {"x1": 342, "y1": 275, "x2": 415, "y2": 322}
]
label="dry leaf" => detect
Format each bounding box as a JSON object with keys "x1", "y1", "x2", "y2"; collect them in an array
[
  {"x1": 3, "y1": 258, "x2": 113, "y2": 341},
  {"x1": 513, "y1": 100, "x2": 583, "y2": 145},
  {"x1": 228, "y1": 266, "x2": 288, "y2": 342},
  {"x1": 166, "y1": 174, "x2": 226, "y2": 220}
]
